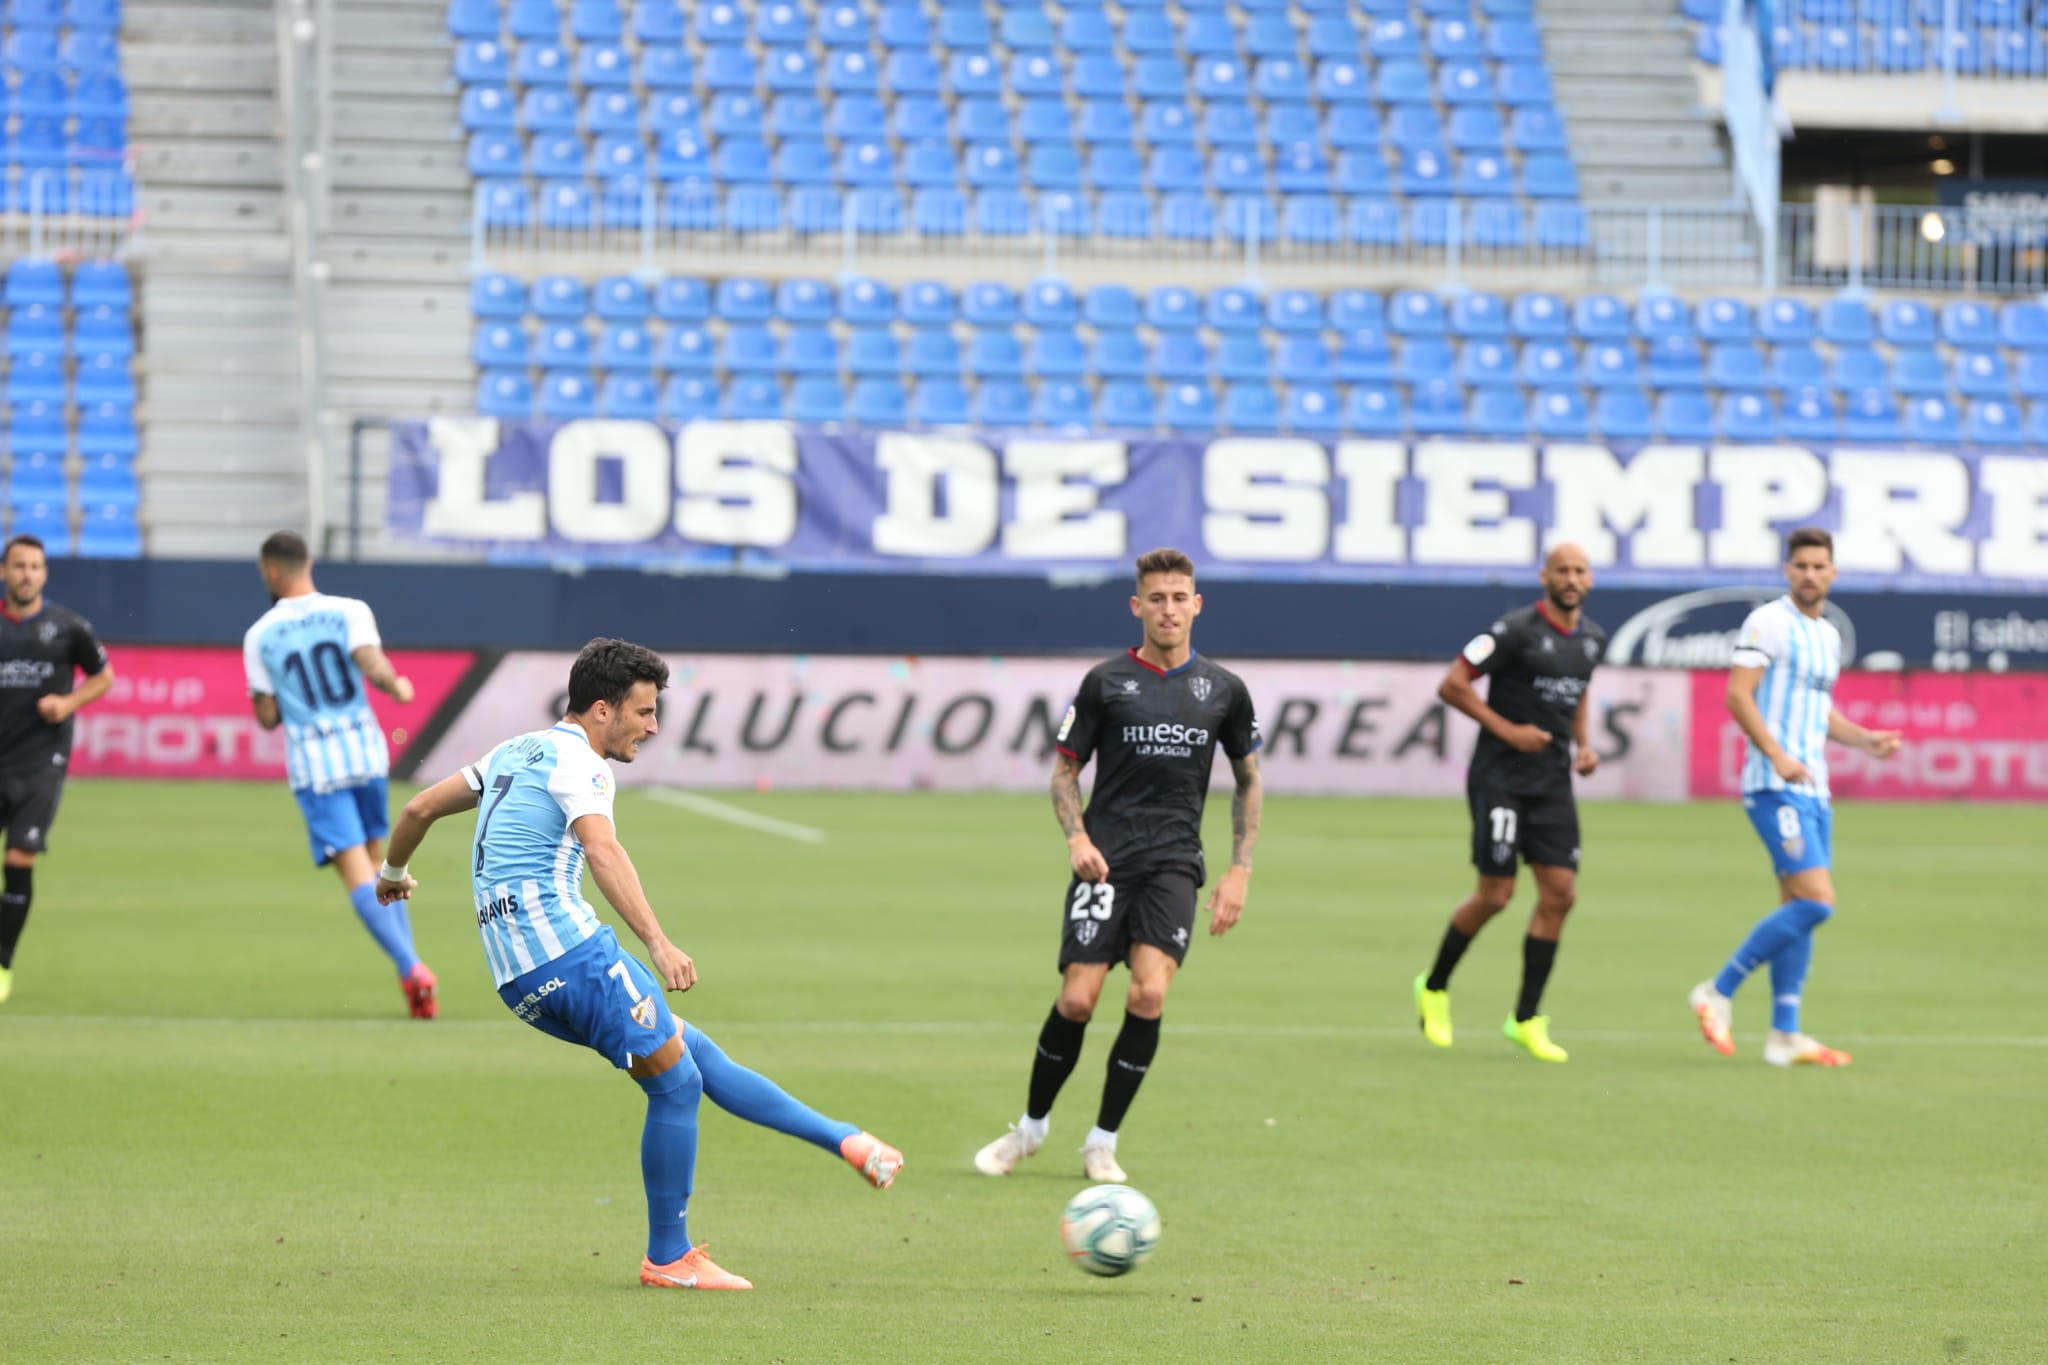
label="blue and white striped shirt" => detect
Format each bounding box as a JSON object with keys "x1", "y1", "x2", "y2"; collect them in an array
[
  {"x1": 1732, "y1": 596, "x2": 1842, "y2": 799},
  {"x1": 243, "y1": 593, "x2": 390, "y2": 794},
  {"x1": 463, "y1": 725, "x2": 615, "y2": 987}
]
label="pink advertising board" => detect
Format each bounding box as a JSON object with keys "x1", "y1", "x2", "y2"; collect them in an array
[
  {"x1": 69, "y1": 646, "x2": 477, "y2": 780},
  {"x1": 1688, "y1": 669, "x2": 2048, "y2": 802},
  {"x1": 415, "y1": 653, "x2": 1696, "y2": 799}
]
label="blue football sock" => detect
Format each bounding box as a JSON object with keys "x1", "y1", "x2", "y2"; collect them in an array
[
  {"x1": 1769, "y1": 929, "x2": 1814, "y2": 1034},
  {"x1": 639, "y1": 1049, "x2": 704, "y2": 1266},
  {"x1": 687, "y1": 1025, "x2": 859, "y2": 1154},
  {"x1": 1714, "y1": 898, "x2": 1831, "y2": 999},
  {"x1": 347, "y1": 881, "x2": 420, "y2": 976}
]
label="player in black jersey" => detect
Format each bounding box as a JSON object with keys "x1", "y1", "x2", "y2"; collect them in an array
[
  {"x1": 974, "y1": 548, "x2": 1263, "y2": 1183},
  {"x1": 0, "y1": 535, "x2": 115, "y2": 1003},
  {"x1": 1414, "y1": 542, "x2": 1605, "y2": 1063}
]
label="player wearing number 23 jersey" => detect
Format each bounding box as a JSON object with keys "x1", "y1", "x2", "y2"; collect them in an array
[
  {"x1": 377, "y1": 638, "x2": 903, "y2": 1291},
  {"x1": 244, "y1": 532, "x2": 435, "y2": 1017}
]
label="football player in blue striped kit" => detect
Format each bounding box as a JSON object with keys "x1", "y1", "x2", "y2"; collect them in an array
[
  {"x1": 244, "y1": 532, "x2": 436, "y2": 1017},
  {"x1": 375, "y1": 638, "x2": 902, "y2": 1291},
  {"x1": 1690, "y1": 528, "x2": 1901, "y2": 1067}
]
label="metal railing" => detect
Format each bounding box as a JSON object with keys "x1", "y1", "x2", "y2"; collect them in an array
[
  {"x1": 0, "y1": 166, "x2": 141, "y2": 259},
  {"x1": 277, "y1": 0, "x2": 335, "y2": 550},
  {"x1": 1780, "y1": 201, "x2": 2048, "y2": 295}
]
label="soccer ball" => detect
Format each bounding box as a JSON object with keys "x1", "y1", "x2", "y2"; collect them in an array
[{"x1": 1059, "y1": 1183, "x2": 1161, "y2": 1277}]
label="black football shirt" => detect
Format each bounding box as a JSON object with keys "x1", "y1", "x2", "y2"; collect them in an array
[
  {"x1": 1056, "y1": 648, "x2": 1261, "y2": 883},
  {"x1": 0, "y1": 602, "x2": 110, "y2": 777},
  {"x1": 1459, "y1": 602, "x2": 1606, "y2": 795}
]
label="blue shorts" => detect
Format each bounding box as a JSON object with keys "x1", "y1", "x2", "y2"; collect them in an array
[
  {"x1": 497, "y1": 926, "x2": 679, "y2": 1073},
  {"x1": 293, "y1": 778, "x2": 390, "y2": 867},
  {"x1": 1743, "y1": 789, "x2": 1833, "y2": 878}
]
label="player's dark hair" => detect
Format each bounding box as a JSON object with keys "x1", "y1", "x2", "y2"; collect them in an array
[
  {"x1": 3, "y1": 534, "x2": 45, "y2": 560},
  {"x1": 259, "y1": 530, "x2": 311, "y2": 570},
  {"x1": 1786, "y1": 527, "x2": 1834, "y2": 561},
  {"x1": 567, "y1": 637, "x2": 670, "y2": 715},
  {"x1": 1134, "y1": 547, "x2": 1196, "y2": 590}
]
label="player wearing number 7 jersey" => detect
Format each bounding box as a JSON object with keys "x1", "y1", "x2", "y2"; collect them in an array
[
  {"x1": 243, "y1": 532, "x2": 435, "y2": 1018},
  {"x1": 1689, "y1": 528, "x2": 1901, "y2": 1068},
  {"x1": 375, "y1": 638, "x2": 902, "y2": 1291}
]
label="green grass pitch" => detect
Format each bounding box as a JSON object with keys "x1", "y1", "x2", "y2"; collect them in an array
[{"x1": 3, "y1": 780, "x2": 2043, "y2": 1363}]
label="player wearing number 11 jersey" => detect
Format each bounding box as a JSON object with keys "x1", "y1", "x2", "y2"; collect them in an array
[{"x1": 243, "y1": 531, "x2": 436, "y2": 1017}]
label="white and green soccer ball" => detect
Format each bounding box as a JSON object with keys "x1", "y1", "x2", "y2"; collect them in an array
[{"x1": 1059, "y1": 1183, "x2": 1161, "y2": 1277}]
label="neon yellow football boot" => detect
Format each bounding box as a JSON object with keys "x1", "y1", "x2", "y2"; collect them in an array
[
  {"x1": 1503, "y1": 1015, "x2": 1568, "y2": 1063},
  {"x1": 0, "y1": 964, "x2": 11, "y2": 1004},
  {"x1": 1414, "y1": 973, "x2": 1452, "y2": 1048}
]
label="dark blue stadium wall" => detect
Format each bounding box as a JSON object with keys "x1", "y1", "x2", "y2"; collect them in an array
[{"x1": 46, "y1": 558, "x2": 2048, "y2": 671}]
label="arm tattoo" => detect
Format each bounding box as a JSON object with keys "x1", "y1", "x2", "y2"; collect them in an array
[
  {"x1": 1228, "y1": 752, "x2": 1263, "y2": 870},
  {"x1": 1050, "y1": 752, "x2": 1087, "y2": 839}
]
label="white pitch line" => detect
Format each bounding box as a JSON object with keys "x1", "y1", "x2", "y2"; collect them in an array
[
  {"x1": 2, "y1": 1015, "x2": 2044, "y2": 1048},
  {"x1": 640, "y1": 788, "x2": 826, "y2": 844}
]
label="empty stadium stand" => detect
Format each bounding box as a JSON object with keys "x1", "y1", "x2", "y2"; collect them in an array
[{"x1": 467, "y1": 270, "x2": 2048, "y2": 442}]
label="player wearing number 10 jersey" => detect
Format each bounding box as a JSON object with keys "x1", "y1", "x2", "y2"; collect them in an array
[
  {"x1": 243, "y1": 531, "x2": 436, "y2": 1018},
  {"x1": 975, "y1": 548, "x2": 1264, "y2": 1186},
  {"x1": 376, "y1": 638, "x2": 902, "y2": 1291}
]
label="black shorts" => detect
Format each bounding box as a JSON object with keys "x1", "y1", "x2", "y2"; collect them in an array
[
  {"x1": 1468, "y1": 782, "x2": 1579, "y2": 878},
  {"x1": 1057, "y1": 867, "x2": 1200, "y2": 972},
  {"x1": 0, "y1": 766, "x2": 66, "y2": 853}
]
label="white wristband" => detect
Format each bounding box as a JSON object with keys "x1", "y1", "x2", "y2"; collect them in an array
[{"x1": 378, "y1": 861, "x2": 411, "y2": 884}]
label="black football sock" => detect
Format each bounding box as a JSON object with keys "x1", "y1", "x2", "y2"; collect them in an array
[
  {"x1": 1026, "y1": 1004, "x2": 1089, "y2": 1121},
  {"x1": 1516, "y1": 935, "x2": 1560, "y2": 1023},
  {"x1": 1095, "y1": 1012, "x2": 1162, "y2": 1134},
  {"x1": 1424, "y1": 925, "x2": 1473, "y2": 992},
  {"x1": 0, "y1": 864, "x2": 32, "y2": 970}
]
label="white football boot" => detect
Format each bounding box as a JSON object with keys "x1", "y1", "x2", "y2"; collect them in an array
[
  {"x1": 973, "y1": 1124, "x2": 1043, "y2": 1176},
  {"x1": 1080, "y1": 1142, "x2": 1128, "y2": 1184}
]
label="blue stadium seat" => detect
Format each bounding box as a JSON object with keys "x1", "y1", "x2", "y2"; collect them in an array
[
  {"x1": 1022, "y1": 279, "x2": 1079, "y2": 329},
  {"x1": 972, "y1": 381, "x2": 1030, "y2": 427},
  {"x1": 539, "y1": 371, "x2": 596, "y2": 420},
  {"x1": 507, "y1": 0, "x2": 558, "y2": 38},
  {"x1": 1880, "y1": 299, "x2": 1937, "y2": 347},
  {"x1": 1952, "y1": 350, "x2": 2009, "y2": 398},
  {"x1": 833, "y1": 328, "x2": 893, "y2": 381},
  {"x1": 1090, "y1": 330, "x2": 1148, "y2": 379},
  {"x1": 8, "y1": 449, "x2": 67, "y2": 502},
  {"x1": 598, "y1": 374, "x2": 657, "y2": 419},
  {"x1": 1890, "y1": 348, "x2": 1947, "y2": 397},
  {"x1": 1843, "y1": 388, "x2": 1901, "y2": 441},
  {"x1": 472, "y1": 321, "x2": 529, "y2": 367},
  {"x1": 968, "y1": 329, "x2": 1024, "y2": 379},
  {"x1": 1511, "y1": 292, "x2": 1570, "y2": 339},
  {"x1": 478, "y1": 181, "x2": 529, "y2": 227},
  {"x1": 1275, "y1": 384, "x2": 1337, "y2": 434},
  {"x1": 1593, "y1": 388, "x2": 1653, "y2": 440},
  {"x1": 1571, "y1": 294, "x2": 1629, "y2": 341},
  {"x1": 1490, "y1": 18, "x2": 1545, "y2": 61},
  {"x1": 1647, "y1": 336, "x2": 1706, "y2": 389},
  {"x1": 724, "y1": 376, "x2": 786, "y2": 421},
  {"x1": 77, "y1": 458, "x2": 141, "y2": 511},
  {"x1": 1099, "y1": 381, "x2": 1158, "y2": 429},
  {"x1": 1966, "y1": 398, "x2": 2027, "y2": 446},
  {"x1": 1533, "y1": 203, "x2": 1590, "y2": 251},
  {"x1": 1581, "y1": 341, "x2": 1639, "y2": 389},
  {"x1": 1315, "y1": 57, "x2": 1372, "y2": 103},
  {"x1": 1399, "y1": 339, "x2": 1456, "y2": 386},
  {"x1": 789, "y1": 377, "x2": 848, "y2": 424},
  {"x1": 1343, "y1": 386, "x2": 1404, "y2": 435},
  {"x1": 1145, "y1": 287, "x2": 1201, "y2": 332},
  {"x1": 1160, "y1": 382, "x2": 1217, "y2": 431},
  {"x1": 1222, "y1": 383, "x2": 1280, "y2": 433},
  {"x1": 570, "y1": 0, "x2": 622, "y2": 40},
  {"x1": 1279, "y1": 195, "x2": 1339, "y2": 244},
  {"x1": 1450, "y1": 105, "x2": 1506, "y2": 152},
  {"x1": 1275, "y1": 335, "x2": 1333, "y2": 384},
  {"x1": 527, "y1": 135, "x2": 581, "y2": 179},
  {"x1": 1530, "y1": 387, "x2": 1591, "y2": 439},
  {"x1": 1757, "y1": 297, "x2": 1815, "y2": 344},
  {"x1": 718, "y1": 325, "x2": 777, "y2": 374},
  {"x1": 880, "y1": 3, "x2": 932, "y2": 47},
  {"x1": 911, "y1": 187, "x2": 967, "y2": 235},
  {"x1": 575, "y1": 41, "x2": 630, "y2": 86},
  {"x1": 1518, "y1": 340, "x2": 1574, "y2": 386},
  {"x1": 1507, "y1": 106, "x2": 1568, "y2": 155},
  {"x1": 2017, "y1": 354, "x2": 2048, "y2": 401},
  {"x1": 1468, "y1": 386, "x2": 1525, "y2": 437},
  {"x1": 74, "y1": 304, "x2": 133, "y2": 357},
  {"x1": 1033, "y1": 380, "x2": 1093, "y2": 427},
  {"x1": 1204, "y1": 286, "x2": 1260, "y2": 334},
  {"x1": 513, "y1": 42, "x2": 570, "y2": 85},
  {"x1": 1073, "y1": 54, "x2": 1130, "y2": 100},
  {"x1": 1655, "y1": 391, "x2": 1713, "y2": 440},
  {"x1": 1337, "y1": 329, "x2": 1396, "y2": 383},
  {"x1": 1029, "y1": 329, "x2": 1087, "y2": 378},
  {"x1": 1830, "y1": 346, "x2": 1886, "y2": 391},
  {"x1": 1010, "y1": 51, "x2": 1064, "y2": 96},
  {"x1": 780, "y1": 327, "x2": 840, "y2": 376},
  {"x1": 1497, "y1": 62, "x2": 1554, "y2": 104},
  {"x1": 459, "y1": 82, "x2": 514, "y2": 129},
  {"x1": 659, "y1": 375, "x2": 718, "y2": 422},
  {"x1": 910, "y1": 379, "x2": 970, "y2": 426},
  {"x1": 1216, "y1": 334, "x2": 1271, "y2": 382},
  {"x1": 534, "y1": 321, "x2": 590, "y2": 368},
  {"x1": 1779, "y1": 387, "x2": 1838, "y2": 442},
  {"x1": 1308, "y1": 14, "x2": 1361, "y2": 59},
  {"x1": 67, "y1": 0, "x2": 121, "y2": 29},
  {"x1": 938, "y1": 5, "x2": 992, "y2": 46},
  {"x1": 1709, "y1": 343, "x2": 1768, "y2": 391},
  {"x1": 752, "y1": 1, "x2": 804, "y2": 44},
  {"x1": 1151, "y1": 334, "x2": 1209, "y2": 382},
  {"x1": 5, "y1": 352, "x2": 60, "y2": 405},
  {"x1": 1388, "y1": 289, "x2": 1448, "y2": 337},
  {"x1": 1692, "y1": 297, "x2": 1752, "y2": 343},
  {"x1": 651, "y1": 276, "x2": 708, "y2": 325},
  {"x1": 714, "y1": 277, "x2": 773, "y2": 323},
  {"x1": 1769, "y1": 345, "x2": 1827, "y2": 390},
  {"x1": 4, "y1": 27, "x2": 59, "y2": 72},
  {"x1": 1718, "y1": 392, "x2": 1775, "y2": 442},
  {"x1": 1085, "y1": 286, "x2": 1141, "y2": 331},
  {"x1": 1905, "y1": 395, "x2": 1960, "y2": 442},
  {"x1": 1522, "y1": 155, "x2": 1581, "y2": 199},
  {"x1": 1259, "y1": 289, "x2": 1318, "y2": 336},
  {"x1": 1939, "y1": 301, "x2": 1999, "y2": 349},
  {"x1": 1410, "y1": 377, "x2": 1468, "y2": 435},
  {"x1": 1458, "y1": 341, "x2": 1517, "y2": 388},
  {"x1": 526, "y1": 273, "x2": 582, "y2": 319},
  {"x1": 657, "y1": 326, "x2": 712, "y2": 372},
  {"x1": 640, "y1": 45, "x2": 692, "y2": 88},
  {"x1": 2001, "y1": 302, "x2": 2048, "y2": 350}
]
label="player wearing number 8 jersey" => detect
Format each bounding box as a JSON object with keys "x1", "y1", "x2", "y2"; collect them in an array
[
  {"x1": 376, "y1": 638, "x2": 902, "y2": 1290},
  {"x1": 974, "y1": 549, "x2": 1264, "y2": 1185},
  {"x1": 1413, "y1": 543, "x2": 1605, "y2": 1063},
  {"x1": 243, "y1": 532, "x2": 435, "y2": 1017},
  {"x1": 1689, "y1": 529, "x2": 1901, "y2": 1068}
]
